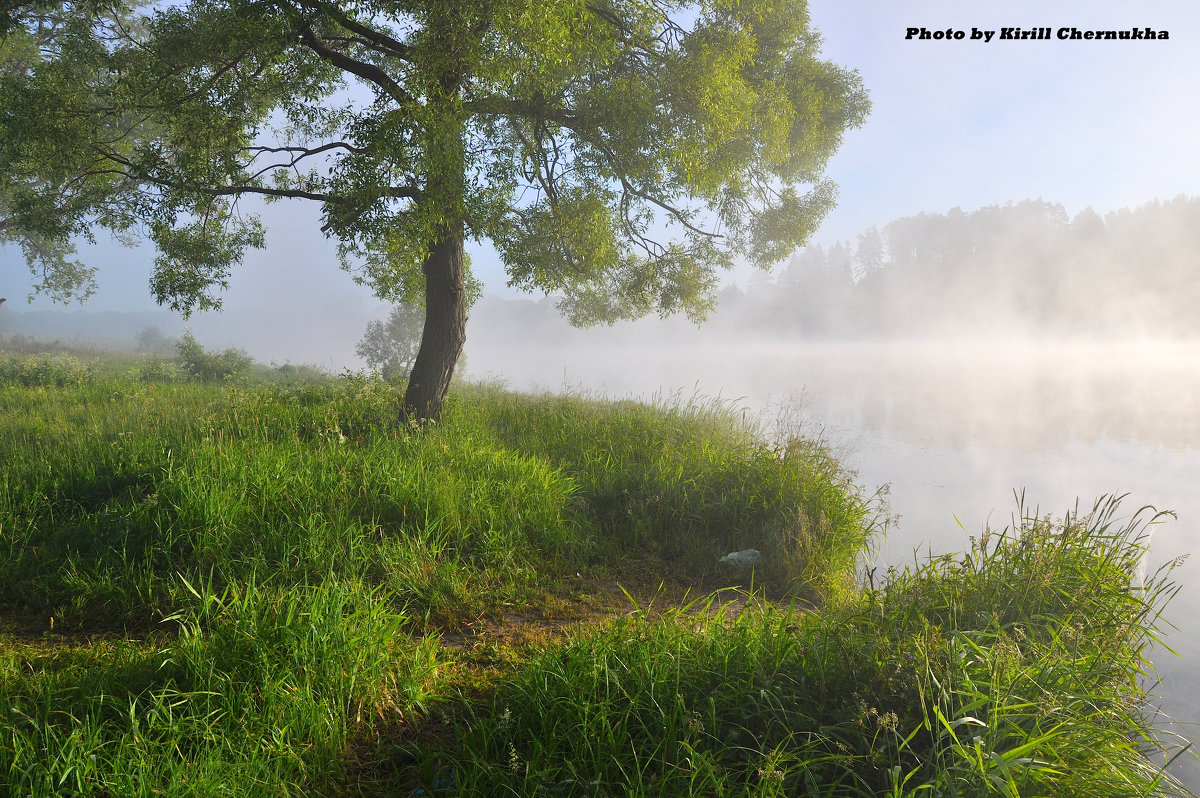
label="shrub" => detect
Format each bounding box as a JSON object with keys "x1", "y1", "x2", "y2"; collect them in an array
[
  {"x1": 137, "y1": 357, "x2": 180, "y2": 383},
  {"x1": 0, "y1": 352, "x2": 91, "y2": 387},
  {"x1": 176, "y1": 330, "x2": 253, "y2": 382},
  {"x1": 134, "y1": 325, "x2": 177, "y2": 355}
]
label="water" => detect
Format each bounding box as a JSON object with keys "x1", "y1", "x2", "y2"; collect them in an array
[{"x1": 468, "y1": 336, "x2": 1200, "y2": 789}]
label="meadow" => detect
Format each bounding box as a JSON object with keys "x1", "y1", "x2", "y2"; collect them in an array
[{"x1": 0, "y1": 345, "x2": 1192, "y2": 796}]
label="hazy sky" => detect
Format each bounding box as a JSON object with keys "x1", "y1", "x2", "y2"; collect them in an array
[{"x1": 4, "y1": 0, "x2": 1199, "y2": 323}]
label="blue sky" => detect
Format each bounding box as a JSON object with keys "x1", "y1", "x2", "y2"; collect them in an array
[
  {"x1": 807, "y1": 1, "x2": 1200, "y2": 243},
  {"x1": 4, "y1": 0, "x2": 1199, "y2": 328}
]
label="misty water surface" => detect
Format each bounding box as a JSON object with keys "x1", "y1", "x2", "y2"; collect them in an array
[{"x1": 466, "y1": 336, "x2": 1200, "y2": 789}]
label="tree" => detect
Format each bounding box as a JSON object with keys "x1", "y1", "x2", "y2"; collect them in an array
[
  {"x1": 1, "y1": 2, "x2": 150, "y2": 303},
  {"x1": 854, "y1": 225, "x2": 883, "y2": 281},
  {"x1": 356, "y1": 302, "x2": 423, "y2": 380},
  {"x1": 825, "y1": 240, "x2": 853, "y2": 286},
  {"x1": 3, "y1": 0, "x2": 869, "y2": 420},
  {"x1": 135, "y1": 324, "x2": 178, "y2": 355},
  {"x1": 175, "y1": 330, "x2": 254, "y2": 382}
]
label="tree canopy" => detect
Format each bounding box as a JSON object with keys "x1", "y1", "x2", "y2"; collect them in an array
[
  {"x1": 2, "y1": 0, "x2": 869, "y2": 418},
  {"x1": 1, "y1": 1, "x2": 148, "y2": 301}
]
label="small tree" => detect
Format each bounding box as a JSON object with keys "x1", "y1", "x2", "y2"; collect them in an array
[
  {"x1": 356, "y1": 303, "x2": 423, "y2": 380},
  {"x1": 176, "y1": 330, "x2": 253, "y2": 382},
  {"x1": 135, "y1": 325, "x2": 177, "y2": 355}
]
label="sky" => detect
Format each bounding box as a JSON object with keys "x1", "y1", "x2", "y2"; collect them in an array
[
  {"x1": 4, "y1": 0, "x2": 1200, "y2": 357},
  {"x1": 804, "y1": 1, "x2": 1200, "y2": 245}
]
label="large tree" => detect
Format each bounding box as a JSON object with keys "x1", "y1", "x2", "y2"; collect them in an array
[
  {"x1": 1, "y1": 1, "x2": 151, "y2": 302},
  {"x1": 2, "y1": 0, "x2": 869, "y2": 419}
]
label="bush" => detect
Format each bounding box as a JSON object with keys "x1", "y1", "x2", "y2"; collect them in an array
[
  {"x1": 137, "y1": 357, "x2": 180, "y2": 383},
  {"x1": 176, "y1": 330, "x2": 253, "y2": 382},
  {"x1": 0, "y1": 352, "x2": 91, "y2": 387},
  {"x1": 134, "y1": 325, "x2": 177, "y2": 356}
]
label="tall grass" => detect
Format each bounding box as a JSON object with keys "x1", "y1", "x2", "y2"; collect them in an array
[
  {"x1": 0, "y1": 371, "x2": 872, "y2": 631},
  {"x1": 0, "y1": 350, "x2": 1190, "y2": 796},
  {"x1": 0, "y1": 377, "x2": 577, "y2": 630},
  {"x1": 461, "y1": 385, "x2": 875, "y2": 602},
  {"x1": 421, "y1": 496, "x2": 1192, "y2": 797},
  {"x1": 1, "y1": 578, "x2": 441, "y2": 795}
]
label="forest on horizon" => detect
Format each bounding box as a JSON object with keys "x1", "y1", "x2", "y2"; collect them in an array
[
  {"x1": 722, "y1": 194, "x2": 1200, "y2": 338},
  {"x1": 469, "y1": 194, "x2": 1200, "y2": 344}
]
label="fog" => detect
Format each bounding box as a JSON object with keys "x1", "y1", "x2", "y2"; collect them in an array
[
  {"x1": 3, "y1": 0, "x2": 1198, "y2": 785},
  {"x1": 463, "y1": 327, "x2": 1200, "y2": 789}
]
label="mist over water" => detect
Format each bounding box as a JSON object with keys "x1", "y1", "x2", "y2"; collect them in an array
[{"x1": 465, "y1": 329, "x2": 1200, "y2": 788}]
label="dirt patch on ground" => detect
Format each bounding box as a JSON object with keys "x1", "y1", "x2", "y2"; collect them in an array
[
  {"x1": 337, "y1": 561, "x2": 812, "y2": 793},
  {"x1": 432, "y1": 563, "x2": 779, "y2": 662}
]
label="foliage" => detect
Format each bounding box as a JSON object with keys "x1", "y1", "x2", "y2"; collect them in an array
[
  {"x1": 134, "y1": 324, "x2": 178, "y2": 356},
  {"x1": 4, "y1": 0, "x2": 869, "y2": 313},
  {"x1": 426, "y1": 496, "x2": 1192, "y2": 797},
  {"x1": 175, "y1": 330, "x2": 254, "y2": 383},
  {"x1": 0, "y1": 1, "x2": 153, "y2": 302},
  {"x1": 0, "y1": 351, "x2": 90, "y2": 386},
  {"x1": 2, "y1": 359, "x2": 1187, "y2": 796},
  {"x1": 136, "y1": 356, "x2": 180, "y2": 383},
  {"x1": 5, "y1": 0, "x2": 869, "y2": 418},
  {"x1": 355, "y1": 302, "x2": 424, "y2": 380}
]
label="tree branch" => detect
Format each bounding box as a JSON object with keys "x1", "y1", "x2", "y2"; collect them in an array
[
  {"x1": 239, "y1": 141, "x2": 368, "y2": 178},
  {"x1": 244, "y1": 142, "x2": 368, "y2": 157},
  {"x1": 467, "y1": 95, "x2": 719, "y2": 240},
  {"x1": 94, "y1": 142, "x2": 423, "y2": 208},
  {"x1": 291, "y1": 18, "x2": 416, "y2": 107},
  {"x1": 290, "y1": 0, "x2": 414, "y2": 62}
]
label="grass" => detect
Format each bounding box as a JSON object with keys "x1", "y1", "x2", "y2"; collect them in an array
[
  {"x1": 0, "y1": 346, "x2": 1192, "y2": 796},
  {"x1": 406, "y1": 496, "x2": 1191, "y2": 797}
]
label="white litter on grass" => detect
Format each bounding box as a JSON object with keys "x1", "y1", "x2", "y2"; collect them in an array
[{"x1": 718, "y1": 549, "x2": 762, "y2": 568}]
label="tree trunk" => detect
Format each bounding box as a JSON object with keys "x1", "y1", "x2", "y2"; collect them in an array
[
  {"x1": 401, "y1": 7, "x2": 467, "y2": 424},
  {"x1": 403, "y1": 226, "x2": 466, "y2": 422}
]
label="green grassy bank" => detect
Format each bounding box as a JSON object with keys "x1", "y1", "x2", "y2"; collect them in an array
[{"x1": 0, "y1": 349, "x2": 1191, "y2": 796}]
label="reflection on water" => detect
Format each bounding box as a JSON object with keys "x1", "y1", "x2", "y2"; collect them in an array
[{"x1": 468, "y1": 337, "x2": 1200, "y2": 789}]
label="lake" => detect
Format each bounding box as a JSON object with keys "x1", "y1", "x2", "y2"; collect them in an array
[{"x1": 468, "y1": 336, "x2": 1200, "y2": 790}]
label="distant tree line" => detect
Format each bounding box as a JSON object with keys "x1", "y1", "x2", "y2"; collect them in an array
[{"x1": 718, "y1": 195, "x2": 1200, "y2": 337}]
